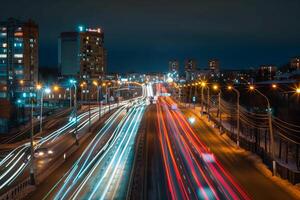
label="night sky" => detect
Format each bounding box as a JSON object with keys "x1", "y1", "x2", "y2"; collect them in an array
[{"x1": 1, "y1": 0, "x2": 300, "y2": 73}]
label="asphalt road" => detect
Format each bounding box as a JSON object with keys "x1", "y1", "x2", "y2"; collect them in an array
[
  {"x1": 184, "y1": 108, "x2": 298, "y2": 200},
  {"x1": 145, "y1": 104, "x2": 168, "y2": 200},
  {"x1": 27, "y1": 108, "x2": 122, "y2": 200}
]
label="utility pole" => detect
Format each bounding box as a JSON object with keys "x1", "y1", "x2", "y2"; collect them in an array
[
  {"x1": 254, "y1": 88, "x2": 276, "y2": 176},
  {"x1": 88, "y1": 82, "x2": 91, "y2": 131},
  {"x1": 30, "y1": 96, "x2": 35, "y2": 185},
  {"x1": 207, "y1": 87, "x2": 210, "y2": 121},
  {"x1": 218, "y1": 91, "x2": 222, "y2": 131}
]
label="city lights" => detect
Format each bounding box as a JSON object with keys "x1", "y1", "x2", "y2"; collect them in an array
[
  {"x1": 53, "y1": 85, "x2": 59, "y2": 91},
  {"x1": 44, "y1": 88, "x2": 51, "y2": 94},
  {"x1": 36, "y1": 84, "x2": 42, "y2": 90},
  {"x1": 93, "y1": 80, "x2": 98, "y2": 86},
  {"x1": 249, "y1": 85, "x2": 255, "y2": 90},
  {"x1": 272, "y1": 84, "x2": 277, "y2": 89},
  {"x1": 188, "y1": 117, "x2": 195, "y2": 124},
  {"x1": 213, "y1": 84, "x2": 218, "y2": 90},
  {"x1": 296, "y1": 88, "x2": 300, "y2": 94}
]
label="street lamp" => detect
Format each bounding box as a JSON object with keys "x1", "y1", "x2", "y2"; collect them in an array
[
  {"x1": 200, "y1": 81, "x2": 206, "y2": 115},
  {"x1": 213, "y1": 84, "x2": 222, "y2": 130},
  {"x1": 93, "y1": 80, "x2": 102, "y2": 119},
  {"x1": 53, "y1": 85, "x2": 59, "y2": 92},
  {"x1": 69, "y1": 79, "x2": 78, "y2": 145},
  {"x1": 227, "y1": 85, "x2": 240, "y2": 147},
  {"x1": 249, "y1": 85, "x2": 276, "y2": 176},
  {"x1": 272, "y1": 84, "x2": 277, "y2": 89},
  {"x1": 37, "y1": 86, "x2": 51, "y2": 135},
  {"x1": 296, "y1": 88, "x2": 300, "y2": 94}
]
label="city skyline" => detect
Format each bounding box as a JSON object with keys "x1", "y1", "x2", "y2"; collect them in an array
[{"x1": 1, "y1": 0, "x2": 300, "y2": 72}]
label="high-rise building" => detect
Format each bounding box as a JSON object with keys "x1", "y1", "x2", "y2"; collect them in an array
[
  {"x1": 208, "y1": 59, "x2": 220, "y2": 73},
  {"x1": 169, "y1": 60, "x2": 179, "y2": 72},
  {"x1": 290, "y1": 57, "x2": 300, "y2": 70},
  {"x1": 59, "y1": 26, "x2": 106, "y2": 80},
  {"x1": 0, "y1": 18, "x2": 38, "y2": 133},
  {"x1": 184, "y1": 59, "x2": 197, "y2": 81},
  {"x1": 0, "y1": 18, "x2": 38, "y2": 100},
  {"x1": 258, "y1": 65, "x2": 277, "y2": 80}
]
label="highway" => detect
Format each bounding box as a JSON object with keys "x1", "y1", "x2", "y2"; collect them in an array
[
  {"x1": 156, "y1": 95, "x2": 251, "y2": 200},
  {"x1": 0, "y1": 91, "x2": 142, "y2": 195},
  {"x1": 44, "y1": 84, "x2": 151, "y2": 200},
  {"x1": 183, "y1": 107, "x2": 298, "y2": 200}
]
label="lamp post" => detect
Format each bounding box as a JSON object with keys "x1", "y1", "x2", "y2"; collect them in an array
[
  {"x1": 200, "y1": 82, "x2": 206, "y2": 115},
  {"x1": 212, "y1": 84, "x2": 222, "y2": 130},
  {"x1": 207, "y1": 86, "x2": 210, "y2": 120},
  {"x1": 228, "y1": 86, "x2": 240, "y2": 147},
  {"x1": 80, "y1": 81, "x2": 87, "y2": 103},
  {"x1": 70, "y1": 79, "x2": 78, "y2": 144},
  {"x1": 37, "y1": 86, "x2": 51, "y2": 136},
  {"x1": 29, "y1": 93, "x2": 35, "y2": 185},
  {"x1": 250, "y1": 85, "x2": 276, "y2": 176},
  {"x1": 93, "y1": 81, "x2": 102, "y2": 119},
  {"x1": 69, "y1": 87, "x2": 72, "y2": 108}
]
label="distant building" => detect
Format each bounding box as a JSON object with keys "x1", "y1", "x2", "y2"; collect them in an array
[
  {"x1": 208, "y1": 59, "x2": 220, "y2": 73},
  {"x1": 290, "y1": 57, "x2": 300, "y2": 70},
  {"x1": 184, "y1": 59, "x2": 197, "y2": 81},
  {"x1": 168, "y1": 60, "x2": 179, "y2": 82},
  {"x1": 169, "y1": 60, "x2": 179, "y2": 72},
  {"x1": 58, "y1": 26, "x2": 106, "y2": 80},
  {"x1": 0, "y1": 18, "x2": 38, "y2": 100},
  {"x1": 258, "y1": 65, "x2": 277, "y2": 80}
]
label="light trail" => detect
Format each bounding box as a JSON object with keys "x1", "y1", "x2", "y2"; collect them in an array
[
  {"x1": 0, "y1": 100, "x2": 136, "y2": 193},
  {"x1": 156, "y1": 86, "x2": 251, "y2": 200},
  {"x1": 51, "y1": 85, "x2": 150, "y2": 200}
]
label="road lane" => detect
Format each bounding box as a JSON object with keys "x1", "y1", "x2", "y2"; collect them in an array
[{"x1": 156, "y1": 95, "x2": 251, "y2": 200}]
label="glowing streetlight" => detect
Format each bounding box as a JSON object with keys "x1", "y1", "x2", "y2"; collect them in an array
[
  {"x1": 69, "y1": 79, "x2": 78, "y2": 145},
  {"x1": 93, "y1": 80, "x2": 98, "y2": 86},
  {"x1": 227, "y1": 86, "x2": 240, "y2": 147},
  {"x1": 20, "y1": 80, "x2": 24, "y2": 85},
  {"x1": 53, "y1": 85, "x2": 59, "y2": 92},
  {"x1": 249, "y1": 86, "x2": 275, "y2": 176},
  {"x1": 272, "y1": 84, "x2": 277, "y2": 89},
  {"x1": 39, "y1": 87, "x2": 51, "y2": 134},
  {"x1": 213, "y1": 84, "x2": 218, "y2": 90},
  {"x1": 296, "y1": 88, "x2": 300, "y2": 94},
  {"x1": 36, "y1": 84, "x2": 42, "y2": 90}
]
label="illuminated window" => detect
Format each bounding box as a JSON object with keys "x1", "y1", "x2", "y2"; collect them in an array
[
  {"x1": 18, "y1": 60, "x2": 22, "y2": 63},
  {"x1": 0, "y1": 54, "x2": 7, "y2": 58},
  {"x1": 2, "y1": 43, "x2": 7, "y2": 48},
  {"x1": 14, "y1": 54, "x2": 23, "y2": 58},
  {"x1": 15, "y1": 70, "x2": 23, "y2": 75},
  {"x1": 14, "y1": 43, "x2": 22, "y2": 47},
  {"x1": 14, "y1": 32, "x2": 23, "y2": 37}
]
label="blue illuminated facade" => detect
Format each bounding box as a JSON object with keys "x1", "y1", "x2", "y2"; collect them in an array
[{"x1": 0, "y1": 18, "x2": 39, "y2": 133}]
